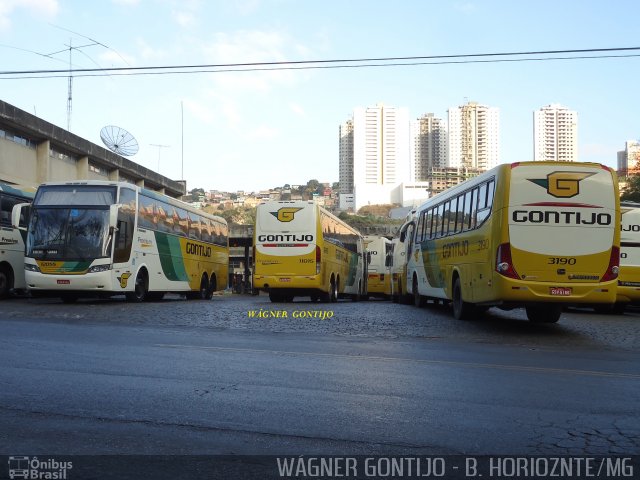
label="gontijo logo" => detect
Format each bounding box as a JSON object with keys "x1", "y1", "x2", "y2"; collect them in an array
[
  {"x1": 270, "y1": 207, "x2": 302, "y2": 222},
  {"x1": 527, "y1": 171, "x2": 595, "y2": 198}
]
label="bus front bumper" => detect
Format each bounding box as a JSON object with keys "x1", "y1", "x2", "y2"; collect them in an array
[{"x1": 25, "y1": 269, "x2": 117, "y2": 293}]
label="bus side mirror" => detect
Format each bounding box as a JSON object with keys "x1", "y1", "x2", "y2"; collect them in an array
[
  {"x1": 11, "y1": 203, "x2": 30, "y2": 231},
  {"x1": 367, "y1": 251, "x2": 372, "y2": 264}
]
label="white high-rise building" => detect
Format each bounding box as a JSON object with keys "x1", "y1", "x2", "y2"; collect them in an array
[
  {"x1": 448, "y1": 102, "x2": 500, "y2": 170},
  {"x1": 533, "y1": 104, "x2": 578, "y2": 162},
  {"x1": 410, "y1": 113, "x2": 448, "y2": 182},
  {"x1": 346, "y1": 104, "x2": 410, "y2": 210},
  {"x1": 338, "y1": 119, "x2": 354, "y2": 194}
]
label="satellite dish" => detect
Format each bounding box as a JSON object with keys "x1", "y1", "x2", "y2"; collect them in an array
[{"x1": 100, "y1": 125, "x2": 139, "y2": 156}]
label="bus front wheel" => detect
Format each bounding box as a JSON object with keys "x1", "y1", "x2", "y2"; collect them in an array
[
  {"x1": 126, "y1": 271, "x2": 148, "y2": 303},
  {"x1": 525, "y1": 305, "x2": 561, "y2": 323}
]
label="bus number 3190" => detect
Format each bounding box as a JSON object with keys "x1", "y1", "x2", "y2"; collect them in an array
[{"x1": 548, "y1": 257, "x2": 577, "y2": 265}]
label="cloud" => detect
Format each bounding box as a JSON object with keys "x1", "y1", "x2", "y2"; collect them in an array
[
  {"x1": 453, "y1": 2, "x2": 476, "y2": 14},
  {"x1": 0, "y1": 0, "x2": 59, "y2": 31},
  {"x1": 173, "y1": 11, "x2": 195, "y2": 27},
  {"x1": 289, "y1": 102, "x2": 305, "y2": 117},
  {"x1": 245, "y1": 125, "x2": 278, "y2": 141},
  {"x1": 111, "y1": 0, "x2": 140, "y2": 5},
  {"x1": 99, "y1": 50, "x2": 135, "y2": 67},
  {"x1": 202, "y1": 30, "x2": 304, "y2": 93}
]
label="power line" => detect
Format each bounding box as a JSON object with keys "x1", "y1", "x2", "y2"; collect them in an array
[{"x1": 0, "y1": 46, "x2": 638, "y2": 79}]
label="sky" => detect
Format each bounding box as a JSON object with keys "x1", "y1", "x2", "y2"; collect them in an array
[{"x1": 1, "y1": 0, "x2": 639, "y2": 193}]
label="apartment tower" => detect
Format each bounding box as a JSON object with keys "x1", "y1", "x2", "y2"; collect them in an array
[
  {"x1": 533, "y1": 104, "x2": 578, "y2": 162},
  {"x1": 448, "y1": 101, "x2": 500, "y2": 170}
]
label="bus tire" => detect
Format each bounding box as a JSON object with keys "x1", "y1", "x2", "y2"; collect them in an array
[
  {"x1": 269, "y1": 291, "x2": 283, "y2": 302},
  {"x1": 0, "y1": 264, "x2": 13, "y2": 299},
  {"x1": 126, "y1": 270, "x2": 148, "y2": 303},
  {"x1": 330, "y1": 277, "x2": 338, "y2": 303},
  {"x1": 452, "y1": 276, "x2": 473, "y2": 320},
  {"x1": 413, "y1": 276, "x2": 426, "y2": 307},
  {"x1": 351, "y1": 281, "x2": 361, "y2": 302},
  {"x1": 206, "y1": 275, "x2": 216, "y2": 300},
  {"x1": 526, "y1": 305, "x2": 561, "y2": 323}
]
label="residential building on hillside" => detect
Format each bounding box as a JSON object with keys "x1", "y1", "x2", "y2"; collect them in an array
[{"x1": 338, "y1": 119, "x2": 354, "y2": 194}]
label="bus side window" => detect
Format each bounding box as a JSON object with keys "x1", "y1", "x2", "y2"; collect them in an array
[
  {"x1": 476, "y1": 181, "x2": 493, "y2": 225},
  {"x1": 188, "y1": 212, "x2": 200, "y2": 240},
  {"x1": 455, "y1": 194, "x2": 465, "y2": 233},
  {"x1": 434, "y1": 204, "x2": 444, "y2": 238},
  {"x1": 470, "y1": 187, "x2": 479, "y2": 229},
  {"x1": 425, "y1": 209, "x2": 433, "y2": 239},
  {"x1": 463, "y1": 190, "x2": 472, "y2": 231},
  {"x1": 416, "y1": 212, "x2": 425, "y2": 243}
]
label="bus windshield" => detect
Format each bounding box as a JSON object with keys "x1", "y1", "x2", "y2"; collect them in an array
[{"x1": 27, "y1": 208, "x2": 111, "y2": 261}]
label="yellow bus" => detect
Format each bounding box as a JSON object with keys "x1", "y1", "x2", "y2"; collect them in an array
[
  {"x1": 363, "y1": 235, "x2": 393, "y2": 299},
  {"x1": 405, "y1": 161, "x2": 620, "y2": 323},
  {"x1": 253, "y1": 200, "x2": 367, "y2": 302},
  {"x1": 614, "y1": 201, "x2": 640, "y2": 312},
  {"x1": 14, "y1": 180, "x2": 228, "y2": 303},
  {"x1": 0, "y1": 183, "x2": 34, "y2": 298}
]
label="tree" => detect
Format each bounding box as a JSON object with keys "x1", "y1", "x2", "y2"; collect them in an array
[{"x1": 621, "y1": 176, "x2": 640, "y2": 202}]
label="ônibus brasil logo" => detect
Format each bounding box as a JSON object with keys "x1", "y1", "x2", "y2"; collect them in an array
[
  {"x1": 527, "y1": 171, "x2": 595, "y2": 198},
  {"x1": 270, "y1": 207, "x2": 302, "y2": 222}
]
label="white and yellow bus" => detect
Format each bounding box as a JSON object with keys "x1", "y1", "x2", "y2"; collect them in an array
[
  {"x1": 14, "y1": 180, "x2": 228, "y2": 303},
  {"x1": 0, "y1": 183, "x2": 34, "y2": 298},
  {"x1": 253, "y1": 200, "x2": 367, "y2": 302},
  {"x1": 390, "y1": 211, "x2": 415, "y2": 304},
  {"x1": 615, "y1": 201, "x2": 640, "y2": 311},
  {"x1": 364, "y1": 235, "x2": 393, "y2": 299},
  {"x1": 405, "y1": 161, "x2": 620, "y2": 323}
]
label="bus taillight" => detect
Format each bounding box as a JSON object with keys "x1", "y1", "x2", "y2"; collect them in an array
[
  {"x1": 600, "y1": 246, "x2": 620, "y2": 282},
  {"x1": 496, "y1": 243, "x2": 520, "y2": 279},
  {"x1": 316, "y1": 246, "x2": 321, "y2": 275}
]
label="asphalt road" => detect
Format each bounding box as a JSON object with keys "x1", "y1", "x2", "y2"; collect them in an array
[{"x1": 1, "y1": 293, "x2": 638, "y2": 463}]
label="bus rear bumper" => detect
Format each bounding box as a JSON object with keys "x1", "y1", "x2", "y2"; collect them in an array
[
  {"x1": 493, "y1": 277, "x2": 617, "y2": 305},
  {"x1": 253, "y1": 274, "x2": 322, "y2": 293}
]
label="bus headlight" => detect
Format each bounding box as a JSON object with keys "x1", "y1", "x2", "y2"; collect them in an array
[
  {"x1": 25, "y1": 263, "x2": 40, "y2": 272},
  {"x1": 88, "y1": 264, "x2": 111, "y2": 273}
]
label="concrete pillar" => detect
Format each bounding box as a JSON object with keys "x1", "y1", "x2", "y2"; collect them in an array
[
  {"x1": 36, "y1": 140, "x2": 50, "y2": 184},
  {"x1": 157, "y1": 187, "x2": 165, "y2": 195},
  {"x1": 136, "y1": 179, "x2": 145, "y2": 189},
  {"x1": 109, "y1": 168, "x2": 120, "y2": 181},
  {"x1": 77, "y1": 156, "x2": 89, "y2": 179}
]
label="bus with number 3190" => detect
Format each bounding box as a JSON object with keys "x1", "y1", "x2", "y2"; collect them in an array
[{"x1": 404, "y1": 161, "x2": 620, "y2": 323}]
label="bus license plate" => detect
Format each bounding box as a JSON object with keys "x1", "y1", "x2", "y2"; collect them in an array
[
  {"x1": 550, "y1": 287, "x2": 571, "y2": 296},
  {"x1": 279, "y1": 278, "x2": 291, "y2": 282},
  {"x1": 57, "y1": 279, "x2": 70, "y2": 285}
]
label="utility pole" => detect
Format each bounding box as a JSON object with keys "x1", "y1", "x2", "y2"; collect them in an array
[{"x1": 149, "y1": 144, "x2": 170, "y2": 173}]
